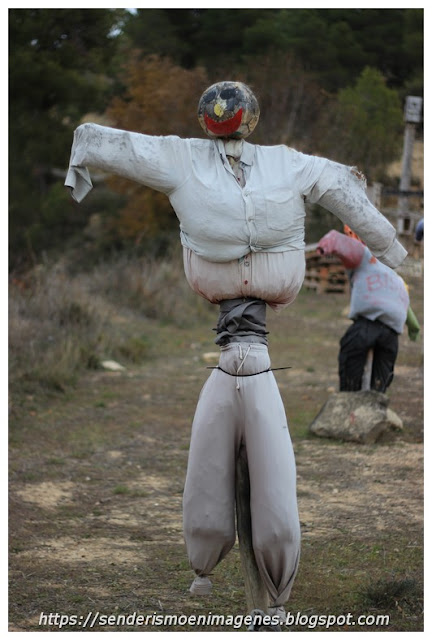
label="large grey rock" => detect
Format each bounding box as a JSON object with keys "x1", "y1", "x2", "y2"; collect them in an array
[{"x1": 309, "y1": 391, "x2": 403, "y2": 444}]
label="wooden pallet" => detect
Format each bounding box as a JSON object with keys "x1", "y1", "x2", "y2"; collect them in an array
[{"x1": 304, "y1": 246, "x2": 349, "y2": 294}]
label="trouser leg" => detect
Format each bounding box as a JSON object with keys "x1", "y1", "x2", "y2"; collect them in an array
[
  {"x1": 338, "y1": 319, "x2": 370, "y2": 391},
  {"x1": 242, "y1": 368, "x2": 301, "y2": 607},
  {"x1": 183, "y1": 369, "x2": 240, "y2": 577},
  {"x1": 218, "y1": 344, "x2": 300, "y2": 606},
  {"x1": 371, "y1": 327, "x2": 398, "y2": 392}
]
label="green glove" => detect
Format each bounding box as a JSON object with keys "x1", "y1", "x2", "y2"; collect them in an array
[{"x1": 406, "y1": 306, "x2": 420, "y2": 341}]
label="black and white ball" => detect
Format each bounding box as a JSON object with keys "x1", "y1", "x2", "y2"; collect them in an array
[{"x1": 198, "y1": 81, "x2": 260, "y2": 139}]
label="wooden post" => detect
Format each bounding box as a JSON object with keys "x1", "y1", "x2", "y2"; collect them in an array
[
  {"x1": 397, "y1": 96, "x2": 423, "y2": 235},
  {"x1": 361, "y1": 348, "x2": 374, "y2": 391},
  {"x1": 397, "y1": 122, "x2": 416, "y2": 234},
  {"x1": 235, "y1": 444, "x2": 269, "y2": 613}
]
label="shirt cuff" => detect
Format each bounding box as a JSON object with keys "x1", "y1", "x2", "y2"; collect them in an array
[
  {"x1": 376, "y1": 237, "x2": 407, "y2": 268},
  {"x1": 64, "y1": 166, "x2": 93, "y2": 203}
]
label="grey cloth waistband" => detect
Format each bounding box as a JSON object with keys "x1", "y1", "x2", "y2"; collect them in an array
[{"x1": 214, "y1": 298, "x2": 268, "y2": 347}]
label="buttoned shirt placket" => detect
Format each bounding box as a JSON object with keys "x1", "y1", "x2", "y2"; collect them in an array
[
  {"x1": 241, "y1": 186, "x2": 254, "y2": 296},
  {"x1": 220, "y1": 142, "x2": 255, "y2": 297}
]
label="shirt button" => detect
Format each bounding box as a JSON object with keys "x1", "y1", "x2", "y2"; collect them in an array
[{"x1": 244, "y1": 280, "x2": 248, "y2": 284}]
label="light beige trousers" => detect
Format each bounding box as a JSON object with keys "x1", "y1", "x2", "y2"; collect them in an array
[{"x1": 183, "y1": 343, "x2": 300, "y2": 607}]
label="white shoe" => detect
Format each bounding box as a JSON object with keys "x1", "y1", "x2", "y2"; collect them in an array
[{"x1": 189, "y1": 575, "x2": 212, "y2": 595}]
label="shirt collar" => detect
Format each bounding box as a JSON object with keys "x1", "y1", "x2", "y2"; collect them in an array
[{"x1": 215, "y1": 138, "x2": 255, "y2": 166}]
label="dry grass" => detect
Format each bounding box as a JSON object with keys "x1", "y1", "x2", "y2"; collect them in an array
[{"x1": 9, "y1": 250, "x2": 214, "y2": 396}]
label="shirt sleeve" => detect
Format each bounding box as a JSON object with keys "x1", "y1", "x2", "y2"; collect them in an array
[
  {"x1": 306, "y1": 158, "x2": 407, "y2": 268},
  {"x1": 64, "y1": 123, "x2": 188, "y2": 203},
  {"x1": 317, "y1": 230, "x2": 365, "y2": 269}
]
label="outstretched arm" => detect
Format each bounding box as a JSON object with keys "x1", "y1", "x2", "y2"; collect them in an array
[
  {"x1": 317, "y1": 230, "x2": 365, "y2": 269},
  {"x1": 308, "y1": 160, "x2": 407, "y2": 269},
  {"x1": 65, "y1": 123, "x2": 187, "y2": 203}
]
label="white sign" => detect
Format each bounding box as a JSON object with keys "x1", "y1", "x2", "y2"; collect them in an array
[{"x1": 404, "y1": 96, "x2": 423, "y2": 123}]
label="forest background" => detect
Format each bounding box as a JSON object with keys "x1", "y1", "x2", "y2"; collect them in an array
[{"x1": 9, "y1": 6, "x2": 424, "y2": 401}]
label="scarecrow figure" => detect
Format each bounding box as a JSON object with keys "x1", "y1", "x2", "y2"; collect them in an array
[
  {"x1": 65, "y1": 81, "x2": 407, "y2": 624},
  {"x1": 317, "y1": 226, "x2": 419, "y2": 393}
]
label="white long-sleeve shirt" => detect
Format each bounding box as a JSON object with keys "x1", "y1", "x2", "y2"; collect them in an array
[{"x1": 65, "y1": 123, "x2": 407, "y2": 310}]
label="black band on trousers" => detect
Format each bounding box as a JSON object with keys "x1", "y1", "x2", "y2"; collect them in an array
[{"x1": 338, "y1": 316, "x2": 399, "y2": 392}]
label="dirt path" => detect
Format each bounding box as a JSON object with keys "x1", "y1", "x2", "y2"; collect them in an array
[{"x1": 9, "y1": 288, "x2": 424, "y2": 632}]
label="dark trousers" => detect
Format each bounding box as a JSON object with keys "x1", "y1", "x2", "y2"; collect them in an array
[{"x1": 338, "y1": 316, "x2": 399, "y2": 393}]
